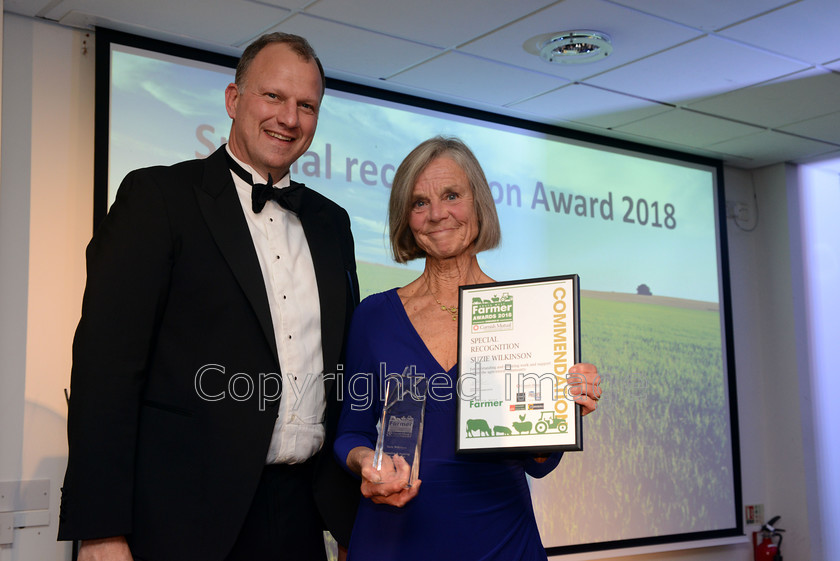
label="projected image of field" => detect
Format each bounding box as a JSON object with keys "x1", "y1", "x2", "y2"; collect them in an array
[
  {"x1": 357, "y1": 261, "x2": 419, "y2": 300},
  {"x1": 355, "y1": 263, "x2": 735, "y2": 546},
  {"x1": 531, "y1": 293, "x2": 735, "y2": 546}
]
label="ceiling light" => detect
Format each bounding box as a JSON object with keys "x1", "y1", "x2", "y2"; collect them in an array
[{"x1": 524, "y1": 31, "x2": 613, "y2": 65}]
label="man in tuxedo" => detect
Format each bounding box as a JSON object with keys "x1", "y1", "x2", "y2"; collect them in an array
[{"x1": 58, "y1": 33, "x2": 359, "y2": 560}]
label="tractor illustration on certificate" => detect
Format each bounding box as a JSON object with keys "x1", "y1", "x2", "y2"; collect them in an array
[{"x1": 534, "y1": 411, "x2": 568, "y2": 434}]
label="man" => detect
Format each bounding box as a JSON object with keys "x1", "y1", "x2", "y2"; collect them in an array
[{"x1": 58, "y1": 33, "x2": 359, "y2": 560}]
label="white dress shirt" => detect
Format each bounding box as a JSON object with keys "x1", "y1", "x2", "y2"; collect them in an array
[{"x1": 226, "y1": 147, "x2": 325, "y2": 464}]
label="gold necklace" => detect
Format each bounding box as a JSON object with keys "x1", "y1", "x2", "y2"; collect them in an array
[{"x1": 424, "y1": 275, "x2": 458, "y2": 321}]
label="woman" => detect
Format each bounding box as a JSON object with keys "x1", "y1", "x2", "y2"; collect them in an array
[{"x1": 335, "y1": 136, "x2": 600, "y2": 560}]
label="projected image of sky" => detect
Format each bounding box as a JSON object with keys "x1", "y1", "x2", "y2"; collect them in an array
[
  {"x1": 110, "y1": 46, "x2": 720, "y2": 303},
  {"x1": 109, "y1": 47, "x2": 233, "y2": 196}
]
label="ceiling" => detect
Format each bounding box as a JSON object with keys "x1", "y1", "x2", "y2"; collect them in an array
[{"x1": 7, "y1": 0, "x2": 840, "y2": 171}]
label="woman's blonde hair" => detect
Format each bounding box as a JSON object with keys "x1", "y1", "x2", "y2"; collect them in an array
[{"x1": 388, "y1": 136, "x2": 501, "y2": 263}]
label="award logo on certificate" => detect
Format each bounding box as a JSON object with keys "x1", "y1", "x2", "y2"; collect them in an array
[
  {"x1": 455, "y1": 275, "x2": 582, "y2": 454},
  {"x1": 373, "y1": 367, "x2": 428, "y2": 485}
]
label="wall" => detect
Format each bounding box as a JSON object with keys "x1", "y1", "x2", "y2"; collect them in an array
[
  {"x1": 0, "y1": 13, "x2": 825, "y2": 561},
  {"x1": 725, "y1": 165, "x2": 814, "y2": 561},
  {"x1": 790, "y1": 163, "x2": 840, "y2": 561},
  {"x1": 0, "y1": 13, "x2": 93, "y2": 560}
]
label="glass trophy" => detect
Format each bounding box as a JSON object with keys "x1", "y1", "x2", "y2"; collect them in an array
[{"x1": 373, "y1": 367, "x2": 428, "y2": 486}]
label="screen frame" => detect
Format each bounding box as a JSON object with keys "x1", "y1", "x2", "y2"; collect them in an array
[{"x1": 93, "y1": 26, "x2": 743, "y2": 556}]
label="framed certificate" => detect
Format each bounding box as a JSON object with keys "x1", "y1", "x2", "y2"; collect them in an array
[{"x1": 455, "y1": 275, "x2": 581, "y2": 454}]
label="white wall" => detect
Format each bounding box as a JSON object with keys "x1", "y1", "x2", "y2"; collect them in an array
[
  {"x1": 0, "y1": 13, "x2": 828, "y2": 561},
  {"x1": 720, "y1": 162, "x2": 839, "y2": 561},
  {"x1": 725, "y1": 165, "x2": 815, "y2": 561},
  {"x1": 790, "y1": 163, "x2": 840, "y2": 561},
  {"x1": 0, "y1": 13, "x2": 93, "y2": 560}
]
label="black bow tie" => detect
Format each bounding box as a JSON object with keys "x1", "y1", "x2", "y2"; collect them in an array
[{"x1": 226, "y1": 152, "x2": 303, "y2": 214}]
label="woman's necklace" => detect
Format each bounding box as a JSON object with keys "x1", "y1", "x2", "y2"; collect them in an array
[{"x1": 424, "y1": 274, "x2": 458, "y2": 321}]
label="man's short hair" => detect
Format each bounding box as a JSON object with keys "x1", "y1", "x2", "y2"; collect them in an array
[{"x1": 235, "y1": 32, "x2": 325, "y2": 98}]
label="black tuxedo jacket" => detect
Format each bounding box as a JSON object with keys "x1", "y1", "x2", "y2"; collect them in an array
[{"x1": 59, "y1": 146, "x2": 359, "y2": 559}]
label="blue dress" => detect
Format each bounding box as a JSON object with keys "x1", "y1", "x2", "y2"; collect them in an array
[{"x1": 335, "y1": 289, "x2": 562, "y2": 561}]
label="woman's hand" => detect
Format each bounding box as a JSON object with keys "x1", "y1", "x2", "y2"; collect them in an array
[
  {"x1": 567, "y1": 363, "x2": 602, "y2": 416},
  {"x1": 346, "y1": 446, "x2": 421, "y2": 508},
  {"x1": 78, "y1": 537, "x2": 134, "y2": 561}
]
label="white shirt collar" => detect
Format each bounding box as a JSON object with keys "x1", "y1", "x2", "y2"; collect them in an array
[{"x1": 224, "y1": 144, "x2": 291, "y2": 188}]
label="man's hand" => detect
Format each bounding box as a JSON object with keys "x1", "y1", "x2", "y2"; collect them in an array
[{"x1": 78, "y1": 536, "x2": 133, "y2": 561}]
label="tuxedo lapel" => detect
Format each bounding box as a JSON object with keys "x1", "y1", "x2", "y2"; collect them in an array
[{"x1": 194, "y1": 147, "x2": 280, "y2": 365}]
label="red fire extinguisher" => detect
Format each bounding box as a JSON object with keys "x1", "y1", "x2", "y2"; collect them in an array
[{"x1": 753, "y1": 515, "x2": 784, "y2": 561}]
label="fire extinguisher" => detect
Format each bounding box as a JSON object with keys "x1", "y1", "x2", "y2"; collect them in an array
[{"x1": 753, "y1": 515, "x2": 784, "y2": 561}]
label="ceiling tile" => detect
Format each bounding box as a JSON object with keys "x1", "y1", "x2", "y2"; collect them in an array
[
  {"x1": 778, "y1": 111, "x2": 840, "y2": 145},
  {"x1": 305, "y1": 0, "x2": 556, "y2": 48},
  {"x1": 3, "y1": 0, "x2": 57, "y2": 16},
  {"x1": 706, "y1": 130, "x2": 840, "y2": 166},
  {"x1": 586, "y1": 35, "x2": 810, "y2": 103},
  {"x1": 52, "y1": 11, "x2": 248, "y2": 57},
  {"x1": 606, "y1": 0, "x2": 793, "y2": 31},
  {"x1": 242, "y1": 0, "x2": 313, "y2": 10},
  {"x1": 459, "y1": 0, "x2": 702, "y2": 82},
  {"x1": 686, "y1": 69, "x2": 840, "y2": 128},
  {"x1": 267, "y1": 14, "x2": 443, "y2": 79},
  {"x1": 510, "y1": 83, "x2": 672, "y2": 129},
  {"x1": 718, "y1": 0, "x2": 840, "y2": 65},
  {"x1": 561, "y1": 124, "x2": 732, "y2": 163},
  {"x1": 45, "y1": 0, "x2": 290, "y2": 46},
  {"x1": 389, "y1": 52, "x2": 568, "y2": 107},
  {"x1": 12, "y1": 0, "x2": 838, "y2": 170},
  {"x1": 613, "y1": 108, "x2": 764, "y2": 147}
]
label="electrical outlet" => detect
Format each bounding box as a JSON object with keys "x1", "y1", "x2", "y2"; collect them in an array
[
  {"x1": 734, "y1": 202, "x2": 750, "y2": 222},
  {"x1": 725, "y1": 201, "x2": 752, "y2": 223},
  {"x1": 745, "y1": 504, "x2": 764, "y2": 525}
]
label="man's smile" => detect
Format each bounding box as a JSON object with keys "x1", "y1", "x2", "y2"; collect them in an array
[{"x1": 266, "y1": 130, "x2": 293, "y2": 142}]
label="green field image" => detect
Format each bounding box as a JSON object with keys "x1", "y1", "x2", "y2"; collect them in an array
[
  {"x1": 355, "y1": 261, "x2": 735, "y2": 546},
  {"x1": 357, "y1": 261, "x2": 420, "y2": 299},
  {"x1": 531, "y1": 295, "x2": 735, "y2": 546}
]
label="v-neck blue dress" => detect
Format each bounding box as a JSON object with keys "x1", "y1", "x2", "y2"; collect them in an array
[{"x1": 335, "y1": 289, "x2": 562, "y2": 561}]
